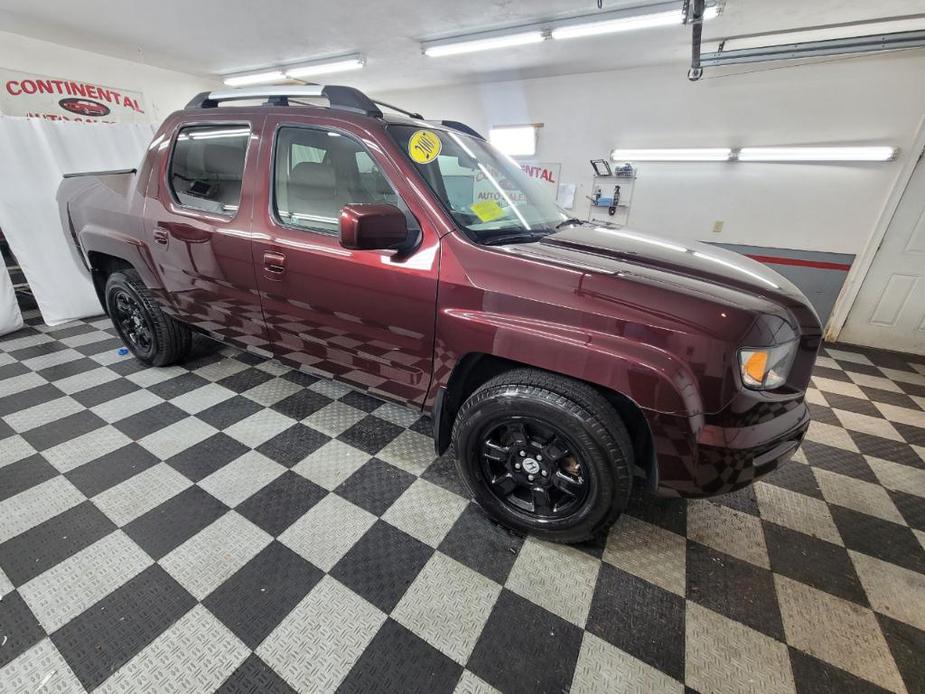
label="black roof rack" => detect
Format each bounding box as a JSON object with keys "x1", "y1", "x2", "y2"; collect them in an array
[
  {"x1": 185, "y1": 85, "x2": 383, "y2": 118},
  {"x1": 184, "y1": 85, "x2": 486, "y2": 140}
]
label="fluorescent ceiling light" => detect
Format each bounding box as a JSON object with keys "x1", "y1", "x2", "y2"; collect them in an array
[
  {"x1": 737, "y1": 146, "x2": 897, "y2": 162},
  {"x1": 719, "y1": 16, "x2": 925, "y2": 52},
  {"x1": 285, "y1": 57, "x2": 365, "y2": 78},
  {"x1": 489, "y1": 125, "x2": 537, "y2": 156},
  {"x1": 223, "y1": 70, "x2": 285, "y2": 86},
  {"x1": 424, "y1": 31, "x2": 545, "y2": 57},
  {"x1": 612, "y1": 148, "x2": 732, "y2": 161},
  {"x1": 552, "y1": 5, "x2": 717, "y2": 40}
]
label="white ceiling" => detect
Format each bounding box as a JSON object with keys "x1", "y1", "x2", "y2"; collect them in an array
[{"x1": 1, "y1": 0, "x2": 923, "y2": 91}]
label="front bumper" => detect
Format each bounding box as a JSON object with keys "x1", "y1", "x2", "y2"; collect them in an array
[{"x1": 645, "y1": 396, "x2": 810, "y2": 497}]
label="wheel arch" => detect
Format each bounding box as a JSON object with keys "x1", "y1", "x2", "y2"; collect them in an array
[
  {"x1": 86, "y1": 251, "x2": 134, "y2": 313},
  {"x1": 433, "y1": 352, "x2": 658, "y2": 490}
]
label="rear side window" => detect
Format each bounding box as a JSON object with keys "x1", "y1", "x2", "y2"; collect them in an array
[
  {"x1": 169, "y1": 125, "x2": 250, "y2": 215},
  {"x1": 274, "y1": 127, "x2": 400, "y2": 235}
]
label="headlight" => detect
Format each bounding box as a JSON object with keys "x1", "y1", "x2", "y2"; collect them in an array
[{"x1": 739, "y1": 341, "x2": 798, "y2": 390}]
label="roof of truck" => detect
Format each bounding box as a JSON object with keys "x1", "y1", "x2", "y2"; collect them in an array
[{"x1": 184, "y1": 85, "x2": 484, "y2": 139}]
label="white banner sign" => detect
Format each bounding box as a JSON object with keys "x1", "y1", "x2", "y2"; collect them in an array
[
  {"x1": 520, "y1": 162, "x2": 561, "y2": 199},
  {"x1": 0, "y1": 68, "x2": 148, "y2": 123}
]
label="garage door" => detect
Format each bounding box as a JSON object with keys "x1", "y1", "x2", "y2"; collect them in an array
[{"x1": 839, "y1": 150, "x2": 925, "y2": 355}]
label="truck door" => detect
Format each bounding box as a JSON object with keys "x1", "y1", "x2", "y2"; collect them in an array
[
  {"x1": 145, "y1": 114, "x2": 269, "y2": 349},
  {"x1": 251, "y1": 116, "x2": 440, "y2": 406}
]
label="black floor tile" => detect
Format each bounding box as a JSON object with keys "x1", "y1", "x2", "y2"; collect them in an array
[
  {"x1": 764, "y1": 459, "x2": 824, "y2": 499},
  {"x1": 148, "y1": 372, "x2": 210, "y2": 400},
  {"x1": 889, "y1": 489, "x2": 925, "y2": 531},
  {"x1": 0, "y1": 361, "x2": 28, "y2": 382},
  {"x1": 0, "y1": 383, "x2": 63, "y2": 417},
  {"x1": 123, "y1": 486, "x2": 228, "y2": 560},
  {"x1": 409, "y1": 416, "x2": 433, "y2": 437},
  {"x1": 0, "y1": 501, "x2": 116, "y2": 586},
  {"x1": 218, "y1": 367, "x2": 274, "y2": 393},
  {"x1": 113, "y1": 401, "x2": 184, "y2": 440},
  {"x1": 167, "y1": 433, "x2": 250, "y2": 482},
  {"x1": 469, "y1": 589, "x2": 583, "y2": 694},
  {"x1": 330, "y1": 521, "x2": 432, "y2": 613},
  {"x1": 335, "y1": 458, "x2": 416, "y2": 516},
  {"x1": 70, "y1": 377, "x2": 140, "y2": 408},
  {"x1": 216, "y1": 653, "x2": 298, "y2": 694},
  {"x1": 438, "y1": 504, "x2": 524, "y2": 585},
  {"x1": 36, "y1": 356, "x2": 97, "y2": 382},
  {"x1": 45, "y1": 323, "x2": 96, "y2": 340},
  {"x1": 687, "y1": 541, "x2": 785, "y2": 640},
  {"x1": 339, "y1": 390, "x2": 383, "y2": 413},
  {"x1": 823, "y1": 392, "x2": 884, "y2": 418},
  {"x1": 830, "y1": 505, "x2": 925, "y2": 574},
  {"x1": 894, "y1": 421, "x2": 925, "y2": 447},
  {"x1": 849, "y1": 431, "x2": 922, "y2": 468},
  {"x1": 625, "y1": 488, "x2": 689, "y2": 536},
  {"x1": 789, "y1": 646, "x2": 892, "y2": 694},
  {"x1": 236, "y1": 471, "x2": 328, "y2": 536},
  {"x1": 800, "y1": 441, "x2": 877, "y2": 483},
  {"x1": 65, "y1": 443, "x2": 160, "y2": 497},
  {"x1": 21, "y1": 410, "x2": 105, "y2": 451},
  {"x1": 877, "y1": 613, "x2": 925, "y2": 694},
  {"x1": 812, "y1": 365, "x2": 852, "y2": 382},
  {"x1": 256, "y1": 424, "x2": 330, "y2": 467},
  {"x1": 807, "y1": 403, "x2": 842, "y2": 427},
  {"x1": 0, "y1": 417, "x2": 12, "y2": 440},
  {"x1": 280, "y1": 370, "x2": 319, "y2": 388},
  {"x1": 0, "y1": 454, "x2": 57, "y2": 502},
  {"x1": 586, "y1": 564, "x2": 685, "y2": 681},
  {"x1": 337, "y1": 415, "x2": 404, "y2": 455},
  {"x1": 9, "y1": 340, "x2": 68, "y2": 362},
  {"x1": 858, "y1": 385, "x2": 920, "y2": 410},
  {"x1": 763, "y1": 521, "x2": 868, "y2": 606},
  {"x1": 51, "y1": 565, "x2": 196, "y2": 691},
  {"x1": 338, "y1": 618, "x2": 462, "y2": 694},
  {"x1": 420, "y1": 453, "x2": 469, "y2": 498},
  {"x1": 707, "y1": 482, "x2": 761, "y2": 518},
  {"x1": 270, "y1": 388, "x2": 332, "y2": 420},
  {"x1": 197, "y1": 395, "x2": 263, "y2": 429},
  {"x1": 204, "y1": 541, "x2": 322, "y2": 649},
  {"x1": 76, "y1": 336, "x2": 123, "y2": 356},
  {"x1": 0, "y1": 591, "x2": 45, "y2": 668}
]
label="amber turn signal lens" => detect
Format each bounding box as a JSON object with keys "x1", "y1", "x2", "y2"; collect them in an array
[{"x1": 743, "y1": 350, "x2": 769, "y2": 384}]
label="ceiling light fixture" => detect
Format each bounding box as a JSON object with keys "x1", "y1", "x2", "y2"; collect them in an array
[
  {"x1": 737, "y1": 146, "x2": 897, "y2": 162},
  {"x1": 423, "y1": 31, "x2": 545, "y2": 57},
  {"x1": 552, "y1": 2, "x2": 718, "y2": 40},
  {"x1": 489, "y1": 125, "x2": 540, "y2": 156},
  {"x1": 223, "y1": 70, "x2": 286, "y2": 87},
  {"x1": 285, "y1": 57, "x2": 366, "y2": 78},
  {"x1": 612, "y1": 147, "x2": 732, "y2": 162}
]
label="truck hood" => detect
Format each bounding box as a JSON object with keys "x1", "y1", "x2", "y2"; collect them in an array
[{"x1": 506, "y1": 224, "x2": 818, "y2": 327}]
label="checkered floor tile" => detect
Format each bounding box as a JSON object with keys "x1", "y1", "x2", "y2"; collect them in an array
[{"x1": 1, "y1": 306, "x2": 924, "y2": 694}]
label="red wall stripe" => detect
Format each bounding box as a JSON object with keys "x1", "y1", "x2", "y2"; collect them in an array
[{"x1": 746, "y1": 254, "x2": 852, "y2": 272}]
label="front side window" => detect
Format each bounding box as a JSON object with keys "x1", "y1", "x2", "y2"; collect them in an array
[
  {"x1": 388, "y1": 125, "x2": 568, "y2": 244},
  {"x1": 168, "y1": 125, "x2": 249, "y2": 214},
  {"x1": 274, "y1": 127, "x2": 401, "y2": 234}
]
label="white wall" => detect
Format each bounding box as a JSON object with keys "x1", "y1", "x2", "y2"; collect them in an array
[
  {"x1": 373, "y1": 50, "x2": 925, "y2": 255},
  {"x1": 0, "y1": 30, "x2": 219, "y2": 124}
]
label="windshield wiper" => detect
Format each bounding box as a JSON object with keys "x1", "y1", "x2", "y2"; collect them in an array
[
  {"x1": 482, "y1": 232, "x2": 549, "y2": 246},
  {"x1": 556, "y1": 218, "x2": 584, "y2": 229}
]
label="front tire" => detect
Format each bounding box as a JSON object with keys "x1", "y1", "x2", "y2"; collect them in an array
[
  {"x1": 452, "y1": 369, "x2": 633, "y2": 544},
  {"x1": 105, "y1": 269, "x2": 191, "y2": 367}
]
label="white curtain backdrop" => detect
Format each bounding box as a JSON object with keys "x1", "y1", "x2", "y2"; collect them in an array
[
  {"x1": 0, "y1": 257, "x2": 22, "y2": 336},
  {"x1": 0, "y1": 117, "x2": 157, "y2": 326}
]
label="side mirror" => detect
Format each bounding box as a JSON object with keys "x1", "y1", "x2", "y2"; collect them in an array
[{"x1": 339, "y1": 203, "x2": 412, "y2": 251}]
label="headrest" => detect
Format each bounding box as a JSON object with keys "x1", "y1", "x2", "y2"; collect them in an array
[
  {"x1": 203, "y1": 143, "x2": 245, "y2": 177},
  {"x1": 290, "y1": 161, "x2": 336, "y2": 199}
]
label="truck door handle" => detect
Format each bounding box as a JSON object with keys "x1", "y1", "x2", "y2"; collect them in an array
[
  {"x1": 153, "y1": 227, "x2": 169, "y2": 245},
  {"x1": 263, "y1": 251, "x2": 286, "y2": 274}
]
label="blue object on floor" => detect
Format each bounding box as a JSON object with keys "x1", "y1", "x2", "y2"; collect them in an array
[{"x1": 117, "y1": 347, "x2": 129, "y2": 356}]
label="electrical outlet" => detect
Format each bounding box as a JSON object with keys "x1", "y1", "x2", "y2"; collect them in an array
[{"x1": 712, "y1": 220, "x2": 725, "y2": 234}]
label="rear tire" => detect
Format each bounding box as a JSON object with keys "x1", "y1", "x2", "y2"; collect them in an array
[
  {"x1": 452, "y1": 369, "x2": 633, "y2": 544},
  {"x1": 105, "y1": 269, "x2": 191, "y2": 367}
]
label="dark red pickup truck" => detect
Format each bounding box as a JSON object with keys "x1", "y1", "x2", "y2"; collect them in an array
[{"x1": 58, "y1": 85, "x2": 820, "y2": 543}]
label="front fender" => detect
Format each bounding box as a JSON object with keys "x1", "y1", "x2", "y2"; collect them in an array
[{"x1": 430, "y1": 308, "x2": 703, "y2": 417}]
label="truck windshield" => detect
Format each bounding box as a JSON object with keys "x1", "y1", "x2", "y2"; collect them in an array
[{"x1": 388, "y1": 125, "x2": 569, "y2": 243}]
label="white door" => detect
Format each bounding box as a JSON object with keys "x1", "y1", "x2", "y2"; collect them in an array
[{"x1": 840, "y1": 151, "x2": 925, "y2": 355}]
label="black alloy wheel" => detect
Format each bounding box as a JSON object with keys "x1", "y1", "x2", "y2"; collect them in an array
[{"x1": 111, "y1": 288, "x2": 155, "y2": 358}]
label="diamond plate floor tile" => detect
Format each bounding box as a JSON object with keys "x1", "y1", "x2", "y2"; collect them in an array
[
  {"x1": 685, "y1": 602, "x2": 796, "y2": 694},
  {"x1": 279, "y1": 494, "x2": 376, "y2": 571},
  {"x1": 686, "y1": 499, "x2": 771, "y2": 569},
  {"x1": 850, "y1": 550, "x2": 925, "y2": 632},
  {"x1": 392, "y1": 552, "x2": 502, "y2": 664},
  {"x1": 0, "y1": 638, "x2": 85, "y2": 694},
  {"x1": 198, "y1": 450, "x2": 287, "y2": 508},
  {"x1": 377, "y1": 430, "x2": 436, "y2": 476},
  {"x1": 92, "y1": 463, "x2": 192, "y2": 527},
  {"x1": 216, "y1": 653, "x2": 298, "y2": 694},
  {"x1": 572, "y1": 632, "x2": 683, "y2": 694},
  {"x1": 814, "y1": 468, "x2": 906, "y2": 525},
  {"x1": 603, "y1": 514, "x2": 687, "y2": 595},
  {"x1": 95, "y1": 605, "x2": 248, "y2": 694},
  {"x1": 381, "y1": 478, "x2": 468, "y2": 548},
  {"x1": 0, "y1": 477, "x2": 85, "y2": 545},
  {"x1": 755, "y1": 481, "x2": 843, "y2": 545},
  {"x1": 775, "y1": 574, "x2": 905, "y2": 692},
  {"x1": 257, "y1": 575, "x2": 387, "y2": 693}
]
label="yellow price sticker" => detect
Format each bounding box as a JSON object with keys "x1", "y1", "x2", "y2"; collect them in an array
[
  {"x1": 470, "y1": 199, "x2": 506, "y2": 222},
  {"x1": 408, "y1": 130, "x2": 442, "y2": 164}
]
